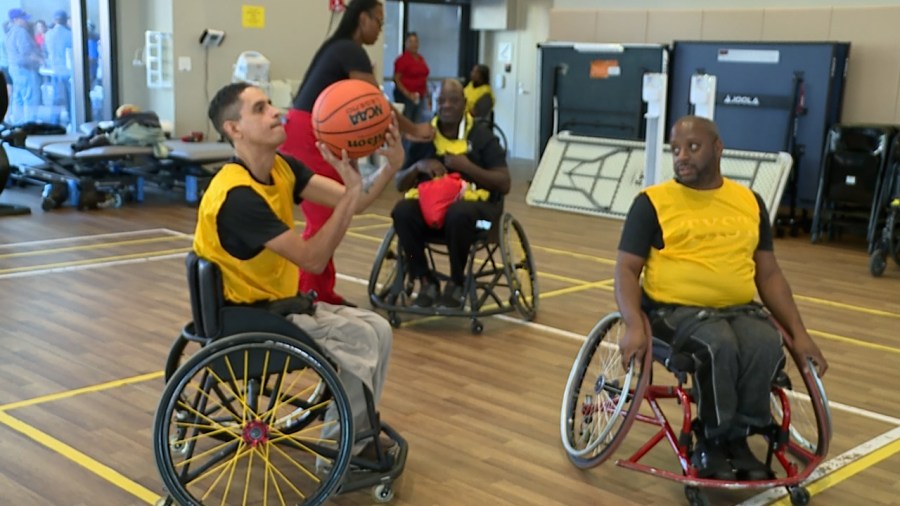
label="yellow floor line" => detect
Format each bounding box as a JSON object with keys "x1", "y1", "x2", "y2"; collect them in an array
[
  {"x1": 0, "y1": 371, "x2": 164, "y2": 411},
  {"x1": 796, "y1": 295, "x2": 900, "y2": 319},
  {"x1": 346, "y1": 230, "x2": 385, "y2": 243},
  {"x1": 0, "y1": 235, "x2": 190, "y2": 260},
  {"x1": 810, "y1": 329, "x2": 900, "y2": 356},
  {"x1": 0, "y1": 249, "x2": 191, "y2": 275},
  {"x1": 794, "y1": 438, "x2": 900, "y2": 502},
  {"x1": 540, "y1": 280, "x2": 611, "y2": 298},
  {"x1": 757, "y1": 430, "x2": 900, "y2": 506},
  {"x1": 349, "y1": 223, "x2": 391, "y2": 232},
  {"x1": 531, "y1": 244, "x2": 617, "y2": 265},
  {"x1": 0, "y1": 412, "x2": 159, "y2": 504}
]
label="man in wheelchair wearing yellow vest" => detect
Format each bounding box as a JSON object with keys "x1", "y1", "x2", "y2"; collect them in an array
[
  {"x1": 615, "y1": 116, "x2": 829, "y2": 482},
  {"x1": 194, "y1": 82, "x2": 405, "y2": 458},
  {"x1": 391, "y1": 78, "x2": 510, "y2": 309}
]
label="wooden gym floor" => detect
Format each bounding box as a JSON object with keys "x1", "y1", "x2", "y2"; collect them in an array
[{"x1": 0, "y1": 175, "x2": 898, "y2": 506}]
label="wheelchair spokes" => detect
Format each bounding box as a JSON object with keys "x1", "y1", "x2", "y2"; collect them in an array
[
  {"x1": 155, "y1": 334, "x2": 353, "y2": 506},
  {"x1": 368, "y1": 227, "x2": 412, "y2": 308},
  {"x1": 561, "y1": 313, "x2": 649, "y2": 469},
  {"x1": 501, "y1": 214, "x2": 538, "y2": 321},
  {"x1": 771, "y1": 354, "x2": 831, "y2": 462}
]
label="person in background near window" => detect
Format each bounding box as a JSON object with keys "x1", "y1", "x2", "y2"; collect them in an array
[
  {"x1": 0, "y1": 21, "x2": 11, "y2": 117},
  {"x1": 463, "y1": 64, "x2": 494, "y2": 121},
  {"x1": 86, "y1": 22, "x2": 99, "y2": 87},
  {"x1": 5, "y1": 9, "x2": 42, "y2": 124},
  {"x1": 45, "y1": 10, "x2": 71, "y2": 119},
  {"x1": 392, "y1": 32, "x2": 429, "y2": 123},
  {"x1": 33, "y1": 19, "x2": 47, "y2": 55},
  {"x1": 280, "y1": 0, "x2": 433, "y2": 307}
]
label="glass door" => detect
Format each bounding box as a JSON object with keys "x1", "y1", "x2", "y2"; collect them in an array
[
  {"x1": 383, "y1": 0, "x2": 476, "y2": 118},
  {"x1": 2, "y1": 0, "x2": 114, "y2": 132}
]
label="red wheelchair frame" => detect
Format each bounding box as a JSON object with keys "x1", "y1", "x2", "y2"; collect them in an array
[{"x1": 560, "y1": 312, "x2": 832, "y2": 506}]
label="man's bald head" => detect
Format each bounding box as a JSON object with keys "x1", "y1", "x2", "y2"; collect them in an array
[
  {"x1": 672, "y1": 115, "x2": 720, "y2": 143},
  {"x1": 440, "y1": 78, "x2": 464, "y2": 96}
]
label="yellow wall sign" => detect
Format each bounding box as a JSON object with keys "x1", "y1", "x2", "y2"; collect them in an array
[{"x1": 242, "y1": 5, "x2": 265, "y2": 29}]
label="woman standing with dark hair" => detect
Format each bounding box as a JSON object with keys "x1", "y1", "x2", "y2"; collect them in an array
[
  {"x1": 281, "y1": 0, "x2": 433, "y2": 306},
  {"x1": 464, "y1": 64, "x2": 494, "y2": 120}
]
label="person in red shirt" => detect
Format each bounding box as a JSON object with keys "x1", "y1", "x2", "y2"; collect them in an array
[{"x1": 392, "y1": 32, "x2": 430, "y2": 122}]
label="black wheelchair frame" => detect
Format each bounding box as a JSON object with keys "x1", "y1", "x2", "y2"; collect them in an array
[
  {"x1": 367, "y1": 211, "x2": 538, "y2": 334},
  {"x1": 153, "y1": 252, "x2": 407, "y2": 506}
]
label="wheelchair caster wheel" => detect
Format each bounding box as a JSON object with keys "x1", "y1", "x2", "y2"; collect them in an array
[
  {"x1": 388, "y1": 312, "x2": 401, "y2": 329},
  {"x1": 788, "y1": 486, "x2": 810, "y2": 506},
  {"x1": 870, "y1": 251, "x2": 887, "y2": 277},
  {"x1": 471, "y1": 320, "x2": 484, "y2": 334},
  {"x1": 684, "y1": 486, "x2": 709, "y2": 506},
  {"x1": 372, "y1": 482, "x2": 394, "y2": 503}
]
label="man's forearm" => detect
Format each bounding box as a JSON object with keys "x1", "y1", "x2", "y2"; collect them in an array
[{"x1": 354, "y1": 164, "x2": 397, "y2": 212}]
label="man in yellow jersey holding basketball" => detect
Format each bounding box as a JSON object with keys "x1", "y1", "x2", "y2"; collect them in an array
[
  {"x1": 193, "y1": 82, "x2": 404, "y2": 457},
  {"x1": 615, "y1": 116, "x2": 828, "y2": 482}
]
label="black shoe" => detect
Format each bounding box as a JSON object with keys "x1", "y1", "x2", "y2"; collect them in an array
[
  {"x1": 693, "y1": 438, "x2": 737, "y2": 481},
  {"x1": 413, "y1": 281, "x2": 439, "y2": 307},
  {"x1": 337, "y1": 298, "x2": 357, "y2": 308},
  {"x1": 727, "y1": 437, "x2": 773, "y2": 481},
  {"x1": 440, "y1": 281, "x2": 465, "y2": 309}
]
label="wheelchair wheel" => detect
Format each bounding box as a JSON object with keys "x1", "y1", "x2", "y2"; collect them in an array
[
  {"x1": 154, "y1": 332, "x2": 353, "y2": 506},
  {"x1": 869, "y1": 250, "x2": 887, "y2": 277},
  {"x1": 500, "y1": 213, "x2": 538, "y2": 321},
  {"x1": 368, "y1": 227, "x2": 409, "y2": 308},
  {"x1": 163, "y1": 329, "x2": 205, "y2": 383},
  {"x1": 560, "y1": 312, "x2": 650, "y2": 469},
  {"x1": 770, "y1": 344, "x2": 832, "y2": 463}
]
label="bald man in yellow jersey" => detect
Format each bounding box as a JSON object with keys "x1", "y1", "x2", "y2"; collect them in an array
[
  {"x1": 194, "y1": 82, "x2": 404, "y2": 458},
  {"x1": 614, "y1": 116, "x2": 828, "y2": 482}
]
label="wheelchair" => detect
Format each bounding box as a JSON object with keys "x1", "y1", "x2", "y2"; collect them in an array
[
  {"x1": 869, "y1": 135, "x2": 900, "y2": 276},
  {"x1": 367, "y1": 209, "x2": 538, "y2": 334},
  {"x1": 153, "y1": 252, "x2": 407, "y2": 506},
  {"x1": 560, "y1": 311, "x2": 831, "y2": 506}
]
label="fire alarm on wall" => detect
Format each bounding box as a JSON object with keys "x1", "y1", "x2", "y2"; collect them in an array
[{"x1": 199, "y1": 29, "x2": 226, "y2": 47}]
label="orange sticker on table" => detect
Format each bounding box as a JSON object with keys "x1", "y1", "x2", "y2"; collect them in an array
[{"x1": 590, "y1": 59, "x2": 620, "y2": 79}]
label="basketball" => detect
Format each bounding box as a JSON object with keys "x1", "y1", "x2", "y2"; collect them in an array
[{"x1": 312, "y1": 79, "x2": 392, "y2": 159}]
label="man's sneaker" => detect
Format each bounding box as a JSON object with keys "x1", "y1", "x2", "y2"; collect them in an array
[
  {"x1": 727, "y1": 437, "x2": 773, "y2": 481},
  {"x1": 413, "y1": 281, "x2": 439, "y2": 307},
  {"x1": 693, "y1": 437, "x2": 737, "y2": 480},
  {"x1": 440, "y1": 282, "x2": 465, "y2": 308}
]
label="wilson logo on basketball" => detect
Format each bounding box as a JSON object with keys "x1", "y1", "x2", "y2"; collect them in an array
[{"x1": 348, "y1": 133, "x2": 385, "y2": 148}]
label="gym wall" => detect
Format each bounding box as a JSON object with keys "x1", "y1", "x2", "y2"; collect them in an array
[
  {"x1": 548, "y1": 6, "x2": 900, "y2": 125},
  {"x1": 116, "y1": 0, "x2": 386, "y2": 137}
]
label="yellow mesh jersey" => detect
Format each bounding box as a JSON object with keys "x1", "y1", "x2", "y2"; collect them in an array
[
  {"x1": 463, "y1": 82, "x2": 493, "y2": 115},
  {"x1": 193, "y1": 158, "x2": 299, "y2": 304},
  {"x1": 431, "y1": 112, "x2": 474, "y2": 156},
  {"x1": 643, "y1": 178, "x2": 760, "y2": 308}
]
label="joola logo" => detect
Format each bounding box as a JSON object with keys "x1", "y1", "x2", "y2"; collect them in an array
[
  {"x1": 348, "y1": 105, "x2": 384, "y2": 126},
  {"x1": 723, "y1": 94, "x2": 760, "y2": 106}
]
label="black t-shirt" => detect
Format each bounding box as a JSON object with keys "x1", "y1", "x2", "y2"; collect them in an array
[
  {"x1": 618, "y1": 191, "x2": 774, "y2": 258},
  {"x1": 292, "y1": 39, "x2": 374, "y2": 111},
  {"x1": 217, "y1": 155, "x2": 315, "y2": 260},
  {"x1": 405, "y1": 120, "x2": 507, "y2": 202}
]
